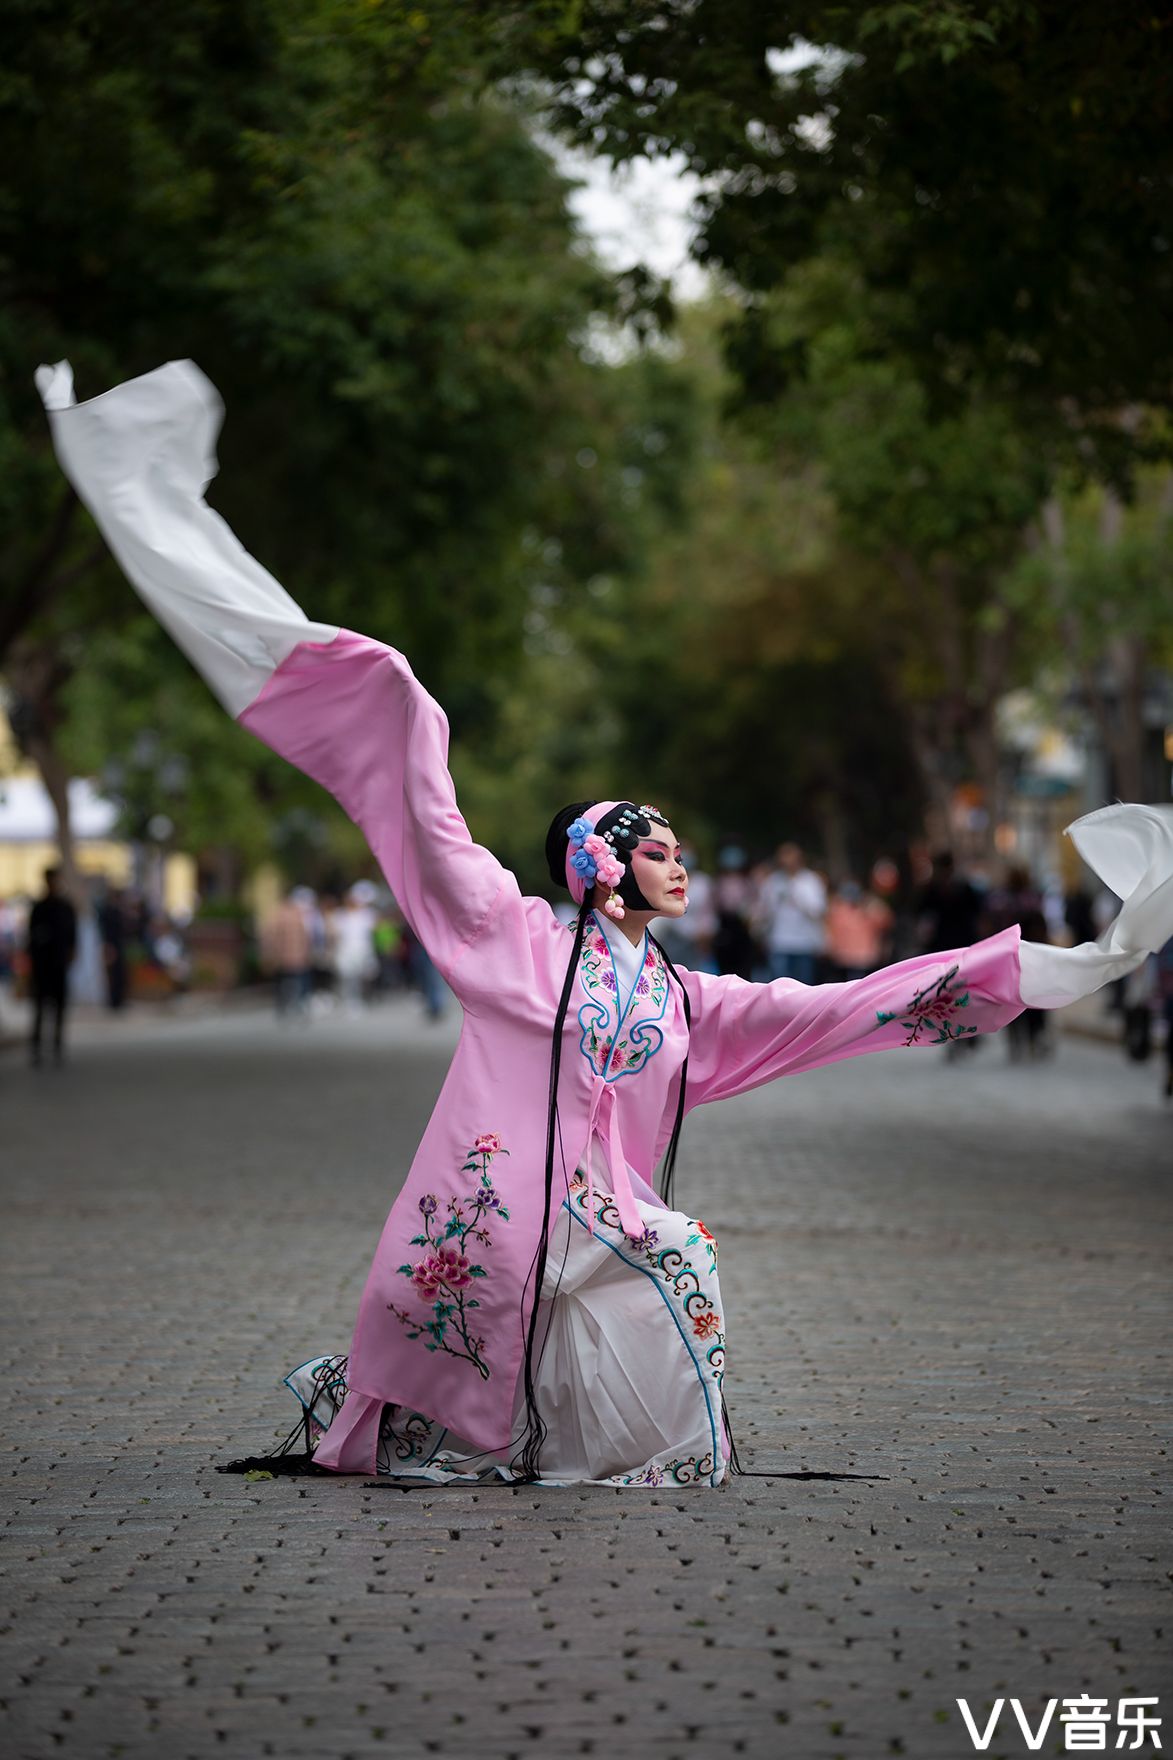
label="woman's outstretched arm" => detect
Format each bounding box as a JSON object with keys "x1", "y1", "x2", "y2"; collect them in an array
[
  {"x1": 36, "y1": 359, "x2": 515, "y2": 993},
  {"x1": 676, "y1": 801, "x2": 1173, "y2": 1110}
]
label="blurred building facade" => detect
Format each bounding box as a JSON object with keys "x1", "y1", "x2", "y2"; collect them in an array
[{"x1": 0, "y1": 709, "x2": 197, "y2": 913}]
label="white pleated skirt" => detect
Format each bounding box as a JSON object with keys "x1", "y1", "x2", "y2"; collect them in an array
[{"x1": 286, "y1": 1181, "x2": 729, "y2": 1487}]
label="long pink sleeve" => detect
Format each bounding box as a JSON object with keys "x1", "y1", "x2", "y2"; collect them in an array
[
  {"x1": 679, "y1": 928, "x2": 1023, "y2": 1108},
  {"x1": 240, "y1": 632, "x2": 511, "y2": 989}
]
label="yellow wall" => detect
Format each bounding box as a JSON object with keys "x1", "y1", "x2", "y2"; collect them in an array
[
  {"x1": 1, "y1": 708, "x2": 199, "y2": 915},
  {"x1": 0, "y1": 839, "x2": 199, "y2": 915}
]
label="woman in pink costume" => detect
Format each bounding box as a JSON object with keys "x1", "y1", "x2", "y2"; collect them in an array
[{"x1": 37, "y1": 360, "x2": 1173, "y2": 1487}]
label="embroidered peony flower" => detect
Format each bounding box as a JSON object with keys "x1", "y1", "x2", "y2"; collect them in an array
[
  {"x1": 567, "y1": 816, "x2": 593, "y2": 847},
  {"x1": 692, "y1": 1311, "x2": 721, "y2": 1340},
  {"x1": 601, "y1": 970, "x2": 617, "y2": 992},
  {"x1": 473, "y1": 1133, "x2": 501, "y2": 1156},
  {"x1": 636, "y1": 976, "x2": 649, "y2": 996},
  {"x1": 609, "y1": 1041, "x2": 626, "y2": 1071},
  {"x1": 419, "y1": 1193, "x2": 438, "y2": 1217},
  {"x1": 435, "y1": 1246, "x2": 474, "y2": 1290},
  {"x1": 411, "y1": 1255, "x2": 444, "y2": 1298},
  {"x1": 479, "y1": 1185, "x2": 502, "y2": 1210}
]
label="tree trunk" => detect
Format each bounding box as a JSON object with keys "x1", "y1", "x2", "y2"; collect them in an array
[
  {"x1": 4, "y1": 644, "x2": 85, "y2": 905},
  {"x1": 906, "y1": 705, "x2": 954, "y2": 852},
  {"x1": 964, "y1": 702, "x2": 1002, "y2": 863},
  {"x1": 1105, "y1": 632, "x2": 1147, "y2": 802},
  {"x1": 1044, "y1": 492, "x2": 1149, "y2": 804},
  {"x1": 24, "y1": 723, "x2": 85, "y2": 902}
]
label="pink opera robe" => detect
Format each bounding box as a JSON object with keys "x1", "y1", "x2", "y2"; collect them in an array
[{"x1": 37, "y1": 358, "x2": 1173, "y2": 1482}]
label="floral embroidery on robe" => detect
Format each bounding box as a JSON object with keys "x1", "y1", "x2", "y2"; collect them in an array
[
  {"x1": 388, "y1": 1135, "x2": 511, "y2": 1379},
  {"x1": 876, "y1": 965, "x2": 977, "y2": 1046}
]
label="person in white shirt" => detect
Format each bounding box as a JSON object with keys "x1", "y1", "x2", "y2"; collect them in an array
[
  {"x1": 758, "y1": 842, "x2": 827, "y2": 985},
  {"x1": 332, "y1": 888, "x2": 377, "y2": 1011}
]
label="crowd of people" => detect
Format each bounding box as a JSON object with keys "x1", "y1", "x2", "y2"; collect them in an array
[
  {"x1": 4, "y1": 843, "x2": 1172, "y2": 1091},
  {"x1": 650, "y1": 838, "x2": 1173, "y2": 1081},
  {"x1": 257, "y1": 884, "x2": 447, "y2": 1022},
  {"x1": 0, "y1": 873, "x2": 193, "y2": 1062}
]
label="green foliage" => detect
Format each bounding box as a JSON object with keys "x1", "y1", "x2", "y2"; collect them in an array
[
  {"x1": 508, "y1": 0, "x2": 1173, "y2": 476},
  {"x1": 0, "y1": 0, "x2": 647, "y2": 877},
  {"x1": 1007, "y1": 475, "x2": 1173, "y2": 670},
  {"x1": 6, "y1": 0, "x2": 1165, "y2": 892},
  {"x1": 457, "y1": 301, "x2": 930, "y2": 875}
]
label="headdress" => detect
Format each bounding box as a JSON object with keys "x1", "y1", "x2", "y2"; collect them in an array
[{"x1": 557, "y1": 800, "x2": 666, "y2": 918}]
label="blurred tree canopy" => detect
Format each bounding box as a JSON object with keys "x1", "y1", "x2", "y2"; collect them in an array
[
  {"x1": 506, "y1": 0, "x2": 1173, "y2": 478},
  {"x1": 0, "y1": 0, "x2": 667, "y2": 890},
  {"x1": 2, "y1": 0, "x2": 1169, "y2": 906}
]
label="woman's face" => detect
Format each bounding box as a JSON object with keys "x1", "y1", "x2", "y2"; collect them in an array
[{"x1": 630, "y1": 822, "x2": 688, "y2": 917}]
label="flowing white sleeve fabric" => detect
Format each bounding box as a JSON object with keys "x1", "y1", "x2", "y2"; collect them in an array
[
  {"x1": 35, "y1": 359, "x2": 340, "y2": 714},
  {"x1": 35, "y1": 359, "x2": 519, "y2": 995},
  {"x1": 1017, "y1": 804, "x2": 1173, "y2": 1007}
]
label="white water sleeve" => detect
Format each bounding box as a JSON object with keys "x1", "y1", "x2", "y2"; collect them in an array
[
  {"x1": 1018, "y1": 803, "x2": 1173, "y2": 1008},
  {"x1": 35, "y1": 359, "x2": 339, "y2": 717}
]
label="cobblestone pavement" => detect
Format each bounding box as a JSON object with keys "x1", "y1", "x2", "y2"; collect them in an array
[{"x1": 2, "y1": 1000, "x2": 1170, "y2": 1760}]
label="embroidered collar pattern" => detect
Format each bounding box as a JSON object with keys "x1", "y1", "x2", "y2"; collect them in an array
[{"x1": 576, "y1": 917, "x2": 670, "y2": 1081}]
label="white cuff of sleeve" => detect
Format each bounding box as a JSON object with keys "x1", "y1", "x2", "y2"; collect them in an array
[{"x1": 1018, "y1": 803, "x2": 1173, "y2": 1008}]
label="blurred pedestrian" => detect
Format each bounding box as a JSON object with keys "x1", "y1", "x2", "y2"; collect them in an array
[
  {"x1": 985, "y1": 866, "x2": 1051, "y2": 1059},
  {"x1": 916, "y1": 851, "x2": 982, "y2": 953},
  {"x1": 333, "y1": 887, "x2": 377, "y2": 1011},
  {"x1": 712, "y1": 844, "x2": 758, "y2": 979},
  {"x1": 26, "y1": 866, "x2": 76, "y2": 1067},
  {"x1": 1065, "y1": 885, "x2": 1097, "y2": 947},
  {"x1": 825, "y1": 880, "x2": 894, "y2": 981},
  {"x1": 98, "y1": 884, "x2": 129, "y2": 1011},
  {"x1": 262, "y1": 890, "x2": 313, "y2": 1017},
  {"x1": 373, "y1": 907, "x2": 406, "y2": 994},
  {"x1": 0, "y1": 895, "x2": 19, "y2": 1017},
  {"x1": 758, "y1": 842, "x2": 826, "y2": 985},
  {"x1": 150, "y1": 915, "x2": 191, "y2": 992},
  {"x1": 916, "y1": 851, "x2": 983, "y2": 1057},
  {"x1": 1156, "y1": 939, "x2": 1173, "y2": 1100},
  {"x1": 403, "y1": 921, "x2": 447, "y2": 1021}
]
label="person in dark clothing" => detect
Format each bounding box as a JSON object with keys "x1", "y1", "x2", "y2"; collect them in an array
[
  {"x1": 916, "y1": 851, "x2": 983, "y2": 952},
  {"x1": 1064, "y1": 886, "x2": 1097, "y2": 948},
  {"x1": 98, "y1": 885, "x2": 129, "y2": 1010},
  {"x1": 916, "y1": 852, "x2": 984, "y2": 1056},
  {"x1": 984, "y1": 865, "x2": 1051, "y2": 1058},
  {"x1": 27, "y1": 866, "x2": 77, "y2": 1066}
]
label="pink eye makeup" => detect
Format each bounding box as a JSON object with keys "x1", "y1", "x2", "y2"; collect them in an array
[{"x1": 635, "y1": 841, "x2": 683, "y2": 864}]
